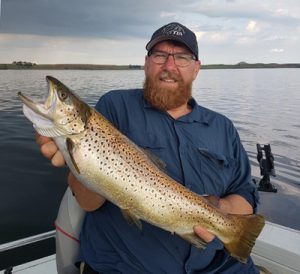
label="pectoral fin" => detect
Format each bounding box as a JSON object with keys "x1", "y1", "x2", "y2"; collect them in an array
[
  {"x1": 66, "y1": 137, "x2": 80, "y2": 174},
  {"x1": 179, "y1": 232, "x2": 207, "y2": 249},
  {"x1": 121, "y1": 209, "x2": 142, "y2": 230}
]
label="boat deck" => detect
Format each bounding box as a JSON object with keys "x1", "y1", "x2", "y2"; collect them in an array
[{"x1": 0, "y1": 255, "x2": 56, "y2": 274}]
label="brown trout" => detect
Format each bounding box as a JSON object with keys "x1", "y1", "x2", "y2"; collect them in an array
[{"x1": 18, "y1": 76, "x2": 265, "y2": 263}]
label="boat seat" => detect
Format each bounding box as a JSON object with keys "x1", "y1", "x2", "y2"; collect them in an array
[{"x1": 55, "y1": 188, "x2": 85, "y2": 274}]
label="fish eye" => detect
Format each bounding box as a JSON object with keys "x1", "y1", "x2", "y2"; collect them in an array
[{"x1": 58, "y1": 90, "x2": 68, "y2": 101}]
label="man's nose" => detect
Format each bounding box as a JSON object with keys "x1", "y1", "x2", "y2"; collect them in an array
[{"x1": 162, "y1": 54, "x2": 177, "y2": 70}]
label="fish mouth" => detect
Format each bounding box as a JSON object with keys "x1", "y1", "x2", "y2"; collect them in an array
[{"x1": 18, "y1": 76, "x2": 57, "y2": 121}]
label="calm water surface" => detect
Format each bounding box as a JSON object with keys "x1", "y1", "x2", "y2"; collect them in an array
[{"x1": 0, "y1": 69, "x2": 299, "y2": 267}]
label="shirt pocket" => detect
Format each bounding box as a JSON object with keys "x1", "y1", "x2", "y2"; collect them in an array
[
  {"x1": 187, "y1": 146, "x2": 235, "y2": 196},
  {"x1": 124, "y1": 129, "x2": 166, "y2": 149},
  {"x1": 123, "y1": 129, "x2": 168, "y2": 168}
]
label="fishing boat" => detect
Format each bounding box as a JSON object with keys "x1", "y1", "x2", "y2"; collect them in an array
[
  {"x1": 1, "y1": 183, "x2": 300, "y2": 274},
  {"x1": 1, "y1": 145, "x2": 300, "y2": 274}
]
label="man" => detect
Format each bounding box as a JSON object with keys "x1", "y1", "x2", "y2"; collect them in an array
[{"x1": 37, "y1": 22, "x2": 259, "y2": 273}]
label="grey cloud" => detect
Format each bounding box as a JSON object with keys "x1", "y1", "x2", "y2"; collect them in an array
[
  {"x1": 0, "y1": 0, "x2": 199, "y2": 39},
  {"x1": 1, "y1": 0, "x2": 299, "y2": 64}
]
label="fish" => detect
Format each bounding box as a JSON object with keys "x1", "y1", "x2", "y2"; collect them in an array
[{"x1": 18, "y1": 76, "x2": 265, "y2": 263}]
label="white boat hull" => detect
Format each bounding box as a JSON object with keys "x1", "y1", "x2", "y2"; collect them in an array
[{"x1": 2, "y1": 189, "x2": 300, "y2": 274}]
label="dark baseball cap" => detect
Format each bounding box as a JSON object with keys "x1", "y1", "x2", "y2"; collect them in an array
[{"x1": 146, "y1": 22, "x2": 199, "y2": 60}]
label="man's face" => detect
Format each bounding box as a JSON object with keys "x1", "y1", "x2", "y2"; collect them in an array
[{"x1": 143, "y1": 41, "x2": 201, "y2": 111}]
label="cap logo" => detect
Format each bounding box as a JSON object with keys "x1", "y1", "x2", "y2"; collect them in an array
[{"x1": 162, "y1": 23, "x2": 185, "y2": 36}]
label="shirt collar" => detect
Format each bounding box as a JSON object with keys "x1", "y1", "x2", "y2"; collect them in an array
[
  {"x1": 178, "y1": 98, "x2": 210, "y2": 125},
  {"x1": 143, "y1": 96, "x2": 153, "y2": 109}
]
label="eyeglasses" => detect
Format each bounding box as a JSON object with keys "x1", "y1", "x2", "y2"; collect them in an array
[{"x1": 148, "y1": 51, "x2": 196, "y2": 67}]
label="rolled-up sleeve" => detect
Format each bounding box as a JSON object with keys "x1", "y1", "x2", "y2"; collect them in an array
[{"x1": 225, "y1": 126, "x2": 259, "y2": 212}]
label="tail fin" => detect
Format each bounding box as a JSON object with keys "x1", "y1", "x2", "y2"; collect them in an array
[{"x1": 223, "y1": 214, "x2": 265, "y2": 263}]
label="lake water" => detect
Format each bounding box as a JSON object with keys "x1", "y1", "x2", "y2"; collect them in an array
[{"x1": 0, "y1": 69, "x2": 300, "y2": 268}]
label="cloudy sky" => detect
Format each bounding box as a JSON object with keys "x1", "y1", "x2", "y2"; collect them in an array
[{"x1": 0, "y1": 0, "x2": 299, "y2": 65}]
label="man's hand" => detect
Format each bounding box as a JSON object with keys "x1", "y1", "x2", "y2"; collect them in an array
[
  {"x1": 193, "y1": 195, "x2": 218, "y2": 243},
  {"x1": 36, "y1": 133, "x2": 65, "y2": 167},
  {"x1": 35, "y1": 133, "x2": 105, "y2": 211},
  {"x1": 193, "y1": 194, "x2": 254, "y2": 243},
  {"x1": 193, "y1": 226, "x2": 215, "y2": 242}
]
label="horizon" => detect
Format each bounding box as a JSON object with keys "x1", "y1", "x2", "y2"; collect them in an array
[
  {"x1": 0, "y1": 0, "x2": 300, "y2": 65},
  {"x1": 2, "y1": 61, "x2": 300, "y2": 67}
]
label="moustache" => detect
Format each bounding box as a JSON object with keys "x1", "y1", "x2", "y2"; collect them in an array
[{"x1": 159, "y1": 71, "x2": 180, "y2": 82}]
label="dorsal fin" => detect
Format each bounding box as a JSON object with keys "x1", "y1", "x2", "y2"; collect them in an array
[
  {"x1": 121, "y1": 209, "x2": 142, "y2": 230},
  {"x1": 142, "y1": 149, "x2": 166, "y2": 172}
]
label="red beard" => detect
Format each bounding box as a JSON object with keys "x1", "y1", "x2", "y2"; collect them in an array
[{"x1": 143, "y1": 70, "x2": 192, "y2": 111}]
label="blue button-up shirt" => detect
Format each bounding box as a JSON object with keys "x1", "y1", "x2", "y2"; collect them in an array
[{"x1": 79, "y1": 89, "x2": 259, "y2": 273}]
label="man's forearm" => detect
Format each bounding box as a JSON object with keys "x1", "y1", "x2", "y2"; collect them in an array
[
  {"x1": 68, "y1": 172, "x2": 106, "y2": 212},
  {"x1": 219, "y1": 194, "x2": 253, "y2": 214}
]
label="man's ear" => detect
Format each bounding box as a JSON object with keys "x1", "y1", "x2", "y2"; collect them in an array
[
  {"x1": 144, "y1": 55, "x2": 149, "y2": 74},
  {"x1": 193, "y1": 60, "x2": 201, "y2": 80}
]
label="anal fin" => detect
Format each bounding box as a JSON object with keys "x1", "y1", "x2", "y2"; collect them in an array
[
  {"x1": 121, "y1": 209, "x2": 142, "y2": 230},
  {"x1": 179, "y1": 232, "x2": 207, "y2": 249}
]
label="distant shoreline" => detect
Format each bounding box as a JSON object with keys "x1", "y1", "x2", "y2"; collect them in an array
[{"x1": 1, "y1": 62, "x2": 300, "y2": 70}]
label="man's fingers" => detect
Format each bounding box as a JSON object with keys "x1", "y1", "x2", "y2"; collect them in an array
[
  {"x1": 51, "y1": 151, "x2": 65, "y2": 167},
  {"x1": 40, "y1": 141, "x2": 58, "y2": 159},
  {"x1": 193, "y1": 226, "x2": 215, "y2": 243},
  {"x1": 36, "y1": 133, "x2": 51, "y2": 146},
  {"x1": 35, "y1": 133, "x2": 65, "y2": 167},
  {"x1": 41, "y1": 141, "x2": 65, "y2": 167}
]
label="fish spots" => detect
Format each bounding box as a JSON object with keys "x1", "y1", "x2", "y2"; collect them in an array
[{"x1": 73, "y1": 111, "x2": 235, "y2": 239}]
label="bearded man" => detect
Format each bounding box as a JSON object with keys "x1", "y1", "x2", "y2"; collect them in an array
[{"x1": 37, "y1": 22, "x2": 260, "y2": 273}]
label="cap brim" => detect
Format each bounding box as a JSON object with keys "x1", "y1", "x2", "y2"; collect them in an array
[{"x1": 146, "y1": 36, "x2": 197, "y2": 60}]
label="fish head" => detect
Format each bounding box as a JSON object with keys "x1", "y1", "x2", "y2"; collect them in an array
[{"x1": 18, "y1": 75, "x2": 90, "y2": 137}]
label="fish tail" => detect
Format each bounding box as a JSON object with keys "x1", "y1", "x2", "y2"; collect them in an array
[{"x1": 223, "y1": 214, "x2": 265, "y2": 263}]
